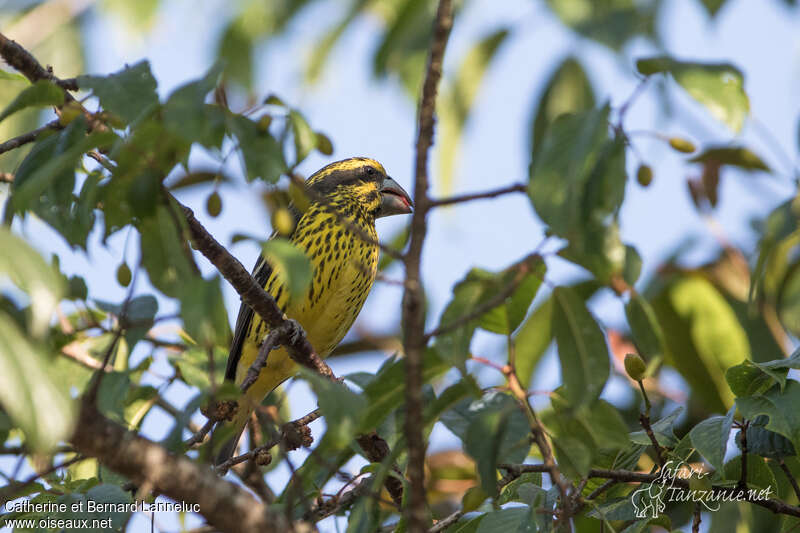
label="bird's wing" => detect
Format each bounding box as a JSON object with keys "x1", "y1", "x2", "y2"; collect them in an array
[
  {"x1": 224, "y1": 205, "x2": 304, "y2": 382},
  {"x1": 224, "y1": 253, "x2": 273, "y2": 381}
]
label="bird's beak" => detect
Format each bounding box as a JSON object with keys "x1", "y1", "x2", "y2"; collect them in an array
[{"x1": 377, "y1": 177, "x2": 413, "y2": 218}]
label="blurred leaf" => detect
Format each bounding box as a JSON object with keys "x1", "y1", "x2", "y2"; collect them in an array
[
  {"x1": 56, "y1": 483, "x2": 133, "y2": 532},
  {"x1": 229, "y1": 114, "x2": 286, "y2": 182},
  {"x1": 303, "y1": 370, "x2": 366, "y2": 447},
  {"x1": 689, "y1": 405, "x2": 735, "y2": 472},
  {"x1": 0, "y1": 80, "x2": 64, "y2": 123},
  {"x1": 101, "y1": 0, "x2": 160, "y2": 29},
  {"x1": 513, "y1": 297, "x2": 553, "y2": 389},
  {"x1": 438, "y1": 28, "x2": 509, "y2": 193},
  {"x1": 261, "y1": 238, "x2": 312, "y2": 304},
  {"x1": 373, "y1": 0, "x2": 436, "y2": 95},
  {"x1": 498, "y1": 472, "x2": 542, "y2": 504},
  {"x1": 217, "y1": 18, "x2": 254, "y2": 89},
  {"x1": 162, "y1": 65, "x2": 226, "y2": 149},
  {"x1": 552, "y1": 286, "x2": 610, "y2": 406},
  {"x1": 545, "y1": 0, "x2": 656, "y2": 50},
  {"x1": 750, "y1": 199, "x2": 797, "y2": 303},
  {"x1": 741, "y1": 415, "x2": 797, "y2": 458},
  {"x1": 625, "y1": 292, "x2": 666, "y2": 361},
  {"x1": 689, "y1": 146, "x2": 770, "y2": 172},
  {"x1": 737, "y1": 380, "x2": 800, "y2": 453},
  {"x1": 531, "y1": 56, "x2": 595, "y2": 158},
  {"x1": 172, "y1": 347, "x2": 227, "y2": 391},
  {"x1": 0, "y1": 316, "x2": 75, "y2": 451},
  {"x1": 359, "y1": 348, "x2": 449, "y2": 432},
  {"x1": 289, "y1": 110, "x2": 317, "y2": 165},
  {"x1": 723, "y1": 454, "x2": 777, "y2": 490},
  {"x1": 700, "y1": 0, "x2": 728, "y2": 16},
  {"x1": 630, "y1": 407, "x2": 683, "y2": 447},
  {"x1": 0, "y1": 227, "x2": 64, "y2": 336},
  {"x1": 305, "y1": 1, "x2": 367, "y2": 82},
  {"x1": 78, "y1": 61, "x2": 158, "y2": 124},
  {"x1": 544, "y1": 396, "x2": 629, "y2": 477},
  {"x1": 435, "y1": 258, "x2": 544, "y2": 369},
  {"x1": 442, "y1": 392, "x2": 530, "y2": 496},
  {"x1": 179, "y1": 276, "x2": 230, "y2": 348},
  {"x1": 636, "y1": 56, "x2": 750, "y2": 132},
  {"x1": 137, "y1": 204, "x2": 198, "y2": 297},
  {"x1": 651, "y1": 276, "x2": 748, "y2": 412},
  {"x1": 11, "y1": 118, "x2": 115, "y2": 216},
  {"x1": 726, "y1": 349, "x2": 800, "y2": 397}
]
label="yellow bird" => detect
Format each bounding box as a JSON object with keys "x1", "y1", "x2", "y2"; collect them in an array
[{"x1": 214, "y1": 157, "x2": 413, "y2": 463}]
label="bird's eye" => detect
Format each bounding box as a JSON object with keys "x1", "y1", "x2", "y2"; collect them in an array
[{"x1": 365, "y1": 166, "x2": 376, "y2": 177}]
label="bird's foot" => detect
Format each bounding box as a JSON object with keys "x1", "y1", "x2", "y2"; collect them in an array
[{"x1": 284, "y1": 318, "x2": 306, "y2": 346}]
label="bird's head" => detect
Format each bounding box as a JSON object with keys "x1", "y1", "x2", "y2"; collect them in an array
[{"x1": 305, "y1": 157, "x2": 413, "y2": 219}]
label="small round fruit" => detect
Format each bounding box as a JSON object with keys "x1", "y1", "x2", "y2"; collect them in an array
[
  {"x1": 637, "y1": 164, "x2": 653, "y2": 187},
  {"x1": 272, "y1": 207, "x2": 295, "y2": 236},
  {"x1": 116, "y1": 262, "x2": 132, "y2": 287},
  {"x1": 624, "y1": 353, "x2": 647, "y2": 381},
  {"x1": 668, "y1": 137, "x2": 696, "y2": 154},
  {"x1": 206, "y1": 191, "x2": 222, "y2": 218}
]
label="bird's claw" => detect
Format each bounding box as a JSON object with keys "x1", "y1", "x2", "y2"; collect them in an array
[{"x1": 284, "y1": 318, "x2": 305, "y2": 346}]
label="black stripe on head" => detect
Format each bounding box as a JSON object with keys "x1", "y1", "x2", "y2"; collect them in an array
[{"x1": 306, "y1": 158, "x2": 386, "y2": 196}]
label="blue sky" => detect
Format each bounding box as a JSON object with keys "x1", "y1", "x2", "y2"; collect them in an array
[{"x1": 3, "y1": 0, "x2": 800, "y2": 531}]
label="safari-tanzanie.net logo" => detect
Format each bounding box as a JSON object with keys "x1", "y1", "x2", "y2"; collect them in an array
[{"x1": 631, "y1": 460, "x2": 775, "y2": 518}]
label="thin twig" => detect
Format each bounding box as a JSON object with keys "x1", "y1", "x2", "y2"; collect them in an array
[
  {"x1": 639, "y1": 413, "x2": 666, "y2": 467},
  {"x1": 0, "y1": 119, "x2": 61, "y2": 155},
  {"x1": 779, "y1": 459, "x2": 800, "y2": 502},
  {"x1": 423, "y1": 254, "x2": 540, "y2": 341},
  {"x1": 429, "y1": 510, "x2": 463, "y2": 532},
  {"x1": 692, "y1": 503, "x2": 702, "y2": 533},
  {"x1": 428, "y1": 183, "x2": 526, "y2": 207},
  {"x1": 402, "y1": 1, "x2": 455, "y2": 530}
]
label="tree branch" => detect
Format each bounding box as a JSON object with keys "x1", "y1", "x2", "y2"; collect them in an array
[
  {"x1": 402, "y1": 1, "x2": 454, "y2": 530},
  {"x1": 0, "y1": 119, "x2": 62, "y2": 155},
  {"x1": 428, "y1": 183, "x2": 526, "y2": 207},
  {"x1": 70, "y1": 403, "x2": 304, "y2": 533}
]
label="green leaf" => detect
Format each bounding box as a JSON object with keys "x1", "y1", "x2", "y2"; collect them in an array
[
  {"x1": 528, "y1": 106, "x2": 612, "y2": 236},
  {"x1": 217, "y1": 18, "x2": 254, "y2": 89},
  {"x1": 512, "y1": 297, "x2": 554, "y2": 389},
  {"x1": 261, "y1": 238, "x2": 312, "y2": 304},
  {"x1": 636, "y1": 56, "x2": 750, "y2": 132},
  {"x1": 435, "y1": 258, "x2": 545, "y2": 369},
  {"x1": 625, "y1": 292, "x2": 666, "y2": 361},
  {"x1": 552, "y1": 286, "x2": 610, "y2": 406},
  {"x1": 438, "y1": 28, "x2": 509, "y2": 193},
  {"x1": 137, "y1": 204, "x2": 199, "y2": 297},
  {"x1": 630, "y1": 407, "x2": 683, "y2": 447},
  {"x1": 736, "y1": 380, "x2": 800, "y2": 453},
  {"x1": 0, "y1": 227, "x2": 64, "y2": 336},
  {"x1": 651, "y1": 276, "x2": 748, "y2": 412},
  {"x1": 726, "y1": 350, "x2": 800, "y2": 397},
  {"x1": 162, "y1": 65, "x2": 226, "y2": 149},
  {"x1": 699, "y1": 0, "x2": 728, "y2": 16},
  {"x1": 229, "y1": 114, "x2": 286, "y2": 182},
  {"x1": 722, "y1": 454, "x2": 778, "y2": 491},
  {"x1": 750, "y1": 199, "x2": 798, "y2": 303},
  {"x1": 545, "y1": 0, "x2": 656, "y2": 50},
  {"x1": 303, "y1": 370, "x2": 366, "y2": 447},
  {"x1": 359, "y1": 348, "x2": 450, "y2": 432},
  {"x1": 171, "y1": 347, "x2": 227, "y2": 390},
  {"x1": 178, "y1": 276, "x2": 230, "y2": 348},
  {"x1": 0, "y1": 80, "x2": 64, "y2": 123},
  {"x1": 531, "y1": 56, "x2": 595, "y2": 158},
  {"x1": 544, "y1": 396, "x2": 629, "y2": 477},
  {"x1": 689, "y1": 406, "x2": 735, "y2": 472},
  {"x1": 689, "y1": 146, "x2": 770, "y2": 172},
  {"x1": 742, "y1": 415, "x2": 797, "y2": 459},
  {"x1": 441, "y1": 391, "x2": 530, "y2": 493},
  {"x1": 78, "y1": 61, "x2": 158, "y2": 124},
  {"x1": 472, "y1": 507, "x2": 528, "y2": 533},
  {"x1": 11, "y1": 118, "x2": 116, "y2": 214},
  {"x1": 289, "y1": 110, "x2": 317, "y2": 166},
  {"x1": 0, "y1": 316, "x2": 76, "y2": 451}
]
